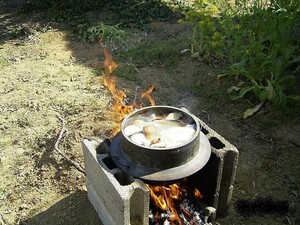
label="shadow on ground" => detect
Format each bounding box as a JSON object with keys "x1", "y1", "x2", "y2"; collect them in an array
[{"x1": 20, "y1": 190, "x2": 103, "y2": 225}]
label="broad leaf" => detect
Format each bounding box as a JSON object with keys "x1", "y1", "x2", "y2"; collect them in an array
[
  {"x1": 259, "y1": 90, "x2": 268, "y2": 101},
  {"x1": 243, "y1": 102, "x2": 264, "y2": 119},
  {"x1": 266, "y1": 79, "x2": 275, "y2": 101},
  {"x1": 231, "y1": 85, "x2": 254, "y2": 100}
]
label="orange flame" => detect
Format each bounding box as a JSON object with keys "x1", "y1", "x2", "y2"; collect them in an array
[
  {"x1": 141, "y1": 85, "x2": 155, "y2": 106},
  {"x1": 194, "y1": 188, "x2": 203, "y2": 199},
  {"x1": 102, "y1": 47, "x2": 203, "y2": 225},
  {"x1": 103, "y1": 76, "x2": 134, "y2": 118},
  {"x1": 102, "y1": 47, "x2": 154, "y2": 136},
  {"x1": 103, "y1": 48, "x2": 118, "y2": 74},
  {"x1": 148, "y1": 183, "x2": 186, "y2": 224}
]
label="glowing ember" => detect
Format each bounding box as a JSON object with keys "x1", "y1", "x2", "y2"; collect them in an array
[{"x1": 148, "y1": 181, "x2": 205, "y2": 225}]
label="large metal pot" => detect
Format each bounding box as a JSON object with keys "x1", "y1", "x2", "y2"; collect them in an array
[
  {"x1": 109, "y1": 106, "x2": 211, "y2": 182},
  {"x1": 120, "y1": 106, "x2": 200, "y2": 169}
]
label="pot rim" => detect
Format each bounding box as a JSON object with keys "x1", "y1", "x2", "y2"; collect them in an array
[{"x1": 121, "y1": 105, "x2": 200, "y2": 150}]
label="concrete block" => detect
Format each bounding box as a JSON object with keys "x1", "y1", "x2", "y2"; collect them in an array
[
  {"x1": 82, "y1": 139, "x2": 149, "y2": 225},
  {"x1": 197, "y1": 118, "x2": 239, "y2": 217},
  {"x1": 82, "y1": 115, "x2": 239, "y2": 222}
]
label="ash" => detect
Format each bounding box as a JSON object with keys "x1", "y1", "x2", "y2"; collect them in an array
[{"x1": 149, "y1": 195, "x2": 212, "y2": 225}]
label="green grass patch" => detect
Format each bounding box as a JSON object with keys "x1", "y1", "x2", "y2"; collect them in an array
[
  {"x1": 22, "y1": 0, "x2": 179, "y2": 32},
  {"x1": 115, "y1": 64, "x2": 139, "y2": 81},
  {"x1": 120, "y1": 38, "x2": 189, "y2": 68},
  {"x1": 105, "y1": 0, "x2": 174, "y2": 27},
  {"x1": 23, "y1": 0, "x2": 104, "y2": 22}
]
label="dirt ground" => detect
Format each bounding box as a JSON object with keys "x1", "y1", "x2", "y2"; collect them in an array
[{"x1": 0, "y1": 5, "x2": 300, "y2": 225}]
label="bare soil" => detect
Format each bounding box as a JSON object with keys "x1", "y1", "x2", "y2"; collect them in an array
[{"x1": 0, "y1": 6, "x2": 300, "y2": 225}]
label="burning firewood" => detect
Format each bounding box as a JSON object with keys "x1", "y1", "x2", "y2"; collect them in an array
[{"x1": 148, "y1": 181, "x2": 211, "y2": 225}]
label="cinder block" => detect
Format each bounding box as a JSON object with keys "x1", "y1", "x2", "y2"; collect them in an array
[
  {"x1": 82, "y1": 139, "x2": 149, "y2": 225},
  {"x1": 82, "y1": 115, "x2": 239, "y2": 222},
  {"x1": 197, "y1": 118, "x2": 239, "y2": 217}
]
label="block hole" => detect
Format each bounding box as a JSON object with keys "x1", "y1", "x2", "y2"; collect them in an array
[
  {"x1": 96, "y1": 139, "x2": 111, "y2": 154},
  {"x1": 102, "y1": 157, "x2": 117, "y2": 170},
  {"x1": 114, "y1": 171, "x2": 135, "y2": 186},
  {"x1": 200, "y1": 126, "x2": 209, "y2": 135},
  {"x1": 209, "y1": 137, "x2": 225, "y2": 149}
]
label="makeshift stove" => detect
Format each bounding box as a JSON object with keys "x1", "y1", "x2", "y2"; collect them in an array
[{"x1": 82, "y1": 106, "x2": 239, "y2": 225}]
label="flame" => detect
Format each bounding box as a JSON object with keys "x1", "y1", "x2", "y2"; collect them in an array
[
  {"x1": 148, "y1": 183, "x2": 186, "y2": 224},
  {"x1": 103, "y1": 48, "x2": 118, "y2": 74},
  {"x1": 141, "y1": 85, "x2": 155, "y2": 106},
  {"x1": 103, "y1": 76, "x2": 134, "y2": 119},
  {"x1": 102, "y1": 47, "x2": 203, "y2": 224},
  {"x1": 102, "y1": 47, "x2": 154, "y2": 136},
  {"x1": 194, "y1": 188, "x2": 203, "y2": 199},
  {"x1": 149, "y1": 186, "x2": 168, "y2": 211}
]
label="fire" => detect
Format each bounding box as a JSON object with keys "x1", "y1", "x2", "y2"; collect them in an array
[
  {"x1": 102, "y1": 47, "x2": 203, "y2": 224},
  {"x1": 148, "y1": 183, "x2": 185, "y2": 224},
  {"x1": 141, "y1": 85, "x2": 155, "y2": 106},
  {"x1": 194, "y1": 188, "x2": 203, "y2": 199},
  {"x1": 103, "y1": 75, "x2": 134, "y2": 119},
  {"x1": 102, "y1": 47, "x2": 155, "y2": 136},
  {"x1": 103, "y1": 48, "x2": 118, "y2": 74}
]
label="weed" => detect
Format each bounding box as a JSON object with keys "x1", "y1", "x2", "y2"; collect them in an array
[
  {"x1": 184, "y1": 0, "x2": 300, "y2": 109},
  {"x1": 0, "y1": 187, "x2": 6, "y2": 200},
  {"x1": 121, "y1": 37, "x2": 189, "y2": 68},
  {"x1": 23, "y1": 0, "x2": 178, "y2": 34},
  {"x1": 115, "y1": 64, "x2": 138, "y2": 81},
  {"x1": 106, "y1": 0, "x2": 174, "y2": 27},
  {"x1": 23, "y1": 0, "x2": 104, "y2": 22},
  {"x1": 74, "y1": 23, "x2": 128, "y2": 43}
]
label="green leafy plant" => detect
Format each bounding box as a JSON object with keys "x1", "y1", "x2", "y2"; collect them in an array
[
  {"x1": 75, "y1": 23, "x2": 128, "y2": 43},
  {"x1": 184, "y1": 0, "x2": 300, "y2": 111}
]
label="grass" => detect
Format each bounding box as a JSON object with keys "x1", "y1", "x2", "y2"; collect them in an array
[
  {"x1": 115, "y1": 64, "x2": 139, "y2": 81},
  {"x1": 120, "y1": 37, "x2": 189, "y2": 68},
  {"x1": 16, "y1": 0, "x2": 300, "y2": 116},
  {"x1": 74, "y1": 23, "x2": 128, "y2": 43},
  {"x1": 0, "y1": 57, "x2": 10, "y2": 67},
  {"x1": 0, "y1": 139, "x2": 13, "y2": 149},
  {"x1": 184, "y1": 0, "x2": 300, "y2": 110}
]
